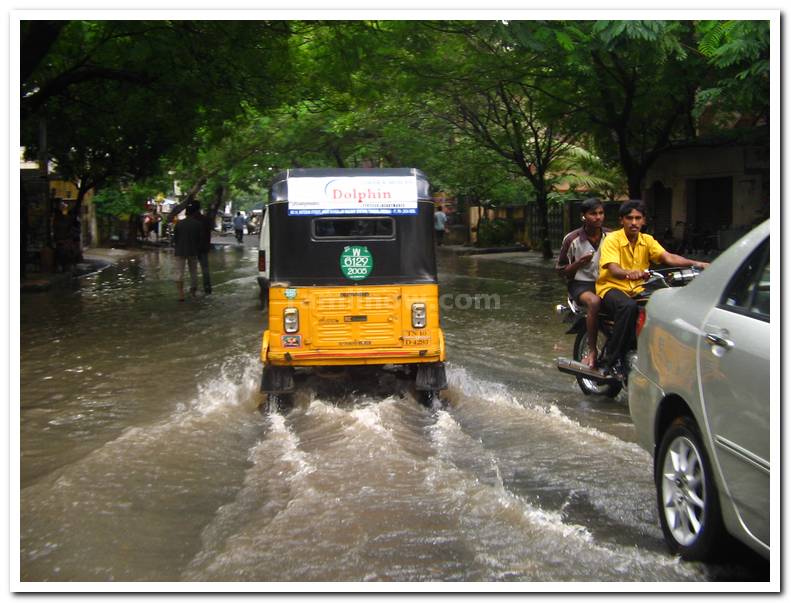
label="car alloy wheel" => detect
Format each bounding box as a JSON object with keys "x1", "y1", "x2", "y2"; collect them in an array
[
  {"x1": 662, "y1": 434, "x2": 705, "y2": 546},
  {"x1": 655, "y1": 416, "x2": 724, "y2": 560}
]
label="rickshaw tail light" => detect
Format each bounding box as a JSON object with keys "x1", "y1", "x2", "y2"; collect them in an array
[
  {"x1": 258, "y1": 250, "x2": 266, "y2": 272},
  {"x1": 284, "y1": 308, "x2": 299, "y2": 333},
  {"x1": 412, "y1": 303, "x2": 427, "y2": 328}
]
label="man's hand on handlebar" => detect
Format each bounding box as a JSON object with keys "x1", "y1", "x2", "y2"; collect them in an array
[{"x1": 625, "y1": 270, "x2": 649, "y2": 281}]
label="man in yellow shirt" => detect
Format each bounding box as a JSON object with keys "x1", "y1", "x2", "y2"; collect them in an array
[{"x1": 596, "y1": 200, "x2": 709, "y2": 376}]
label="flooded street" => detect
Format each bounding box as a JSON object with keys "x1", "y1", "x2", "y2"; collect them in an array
[{"x1": 19, "y1": 242, "x2": 766, "y2": 583}]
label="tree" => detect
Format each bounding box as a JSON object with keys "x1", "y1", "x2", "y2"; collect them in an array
[
  {"x1": 498, "y1": 21, "x2": 704, "y2": 199},
  {"x1": 695, "y1": 20, "x2": 770, "y2": 128},
  {"x1": 21, "y1": 20, "x2": 293, "y2": 244},
  {"x1": 364, "y1": 21, "x2": 576, "y2": 257},
  {"x1": 495, "y1": 20, "x2": 769, "y2": 200}
]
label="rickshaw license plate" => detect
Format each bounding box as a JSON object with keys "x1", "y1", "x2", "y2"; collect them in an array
[{"x1": 281, "y1": 335, "x2": 302, "y2": 348}]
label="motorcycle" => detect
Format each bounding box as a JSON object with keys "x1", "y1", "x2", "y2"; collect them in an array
[{"x1": 555, "y1": 267, "x2": 700, "y2": 398}]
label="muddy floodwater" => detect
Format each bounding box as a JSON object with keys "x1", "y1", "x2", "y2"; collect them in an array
[{"x1": 18, "y1": 242, "x2": 768, "y2": 583}]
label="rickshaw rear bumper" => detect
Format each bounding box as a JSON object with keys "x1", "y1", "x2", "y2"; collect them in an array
[{"x1": 260, "y1": 329, "x2": 446, "y2": 367}]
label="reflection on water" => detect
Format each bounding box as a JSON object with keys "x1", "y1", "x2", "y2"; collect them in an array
[{"x1": 19, "y1": 246, "x2": 760, "y2": 582}]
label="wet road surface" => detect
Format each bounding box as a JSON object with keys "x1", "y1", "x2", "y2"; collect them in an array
[{"x1": 18, "y1": 240, "x2": 769, "y2": 582}]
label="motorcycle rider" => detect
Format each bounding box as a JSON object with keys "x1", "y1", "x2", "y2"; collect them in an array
[
  {"x1": 556, "y1": 198, "x2": 610, "y2": 368},
  {"x1": 596, "y1": 200, "x2": 709, "y2": 377}
]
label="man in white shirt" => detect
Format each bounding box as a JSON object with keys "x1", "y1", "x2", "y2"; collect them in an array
[
  {"x1": 556, "y1": 198, "x2": 609, "y2": 368},
  {"x1": 434, "y1": 205, "x2": 449, "y2": 245}
]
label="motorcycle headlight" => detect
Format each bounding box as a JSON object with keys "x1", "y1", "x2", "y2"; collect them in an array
[
  {"x1": 284, "y1": 307, "x2": 299, "y2": 333},
  {"x1": 411, "y1": 303, "x2": 426, "y2": 328}
]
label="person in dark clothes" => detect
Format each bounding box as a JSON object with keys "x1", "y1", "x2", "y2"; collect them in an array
[
  {"x1": 233, "y1": 212, "x2": 246, "y2": 243},
  {"x1": 174, "y1": 201, "x2": 204, "y2": 301},
  {"x1": 53, "y1": 200, "x2": 76, "y2": 273}
]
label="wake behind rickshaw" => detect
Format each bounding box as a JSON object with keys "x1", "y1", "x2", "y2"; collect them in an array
[{"x1": 258, "y1": 168, "x2": 447, "y2": 408}]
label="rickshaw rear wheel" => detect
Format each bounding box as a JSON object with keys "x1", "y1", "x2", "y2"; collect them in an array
[
  {"x1": 259, "y1": 393, "x2": 293, "y2": 415},
  {"x1": 418, "y1": 390, "x2": 445, "y2": 409}
]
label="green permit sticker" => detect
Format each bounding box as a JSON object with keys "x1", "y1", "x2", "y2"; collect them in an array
[{"x1": 340, "y1": 246, "x2": 374, "y2": 281}]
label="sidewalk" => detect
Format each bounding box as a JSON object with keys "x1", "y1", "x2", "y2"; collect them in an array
[
  {"x1": 20, "y1": 233, "x2": 255, "y2": 293},
  {"x1": 438, "y1": 244, "x2": 559, "y2": 271},
  {"x1": 20, "y1": 247, "x2": 145, "y2": 293},
  {"x1": 438, "y1": 243, "x2": 716, "y2": 270}
]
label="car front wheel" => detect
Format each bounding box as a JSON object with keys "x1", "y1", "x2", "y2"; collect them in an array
[{"x1": 655, "y1": 416, "x2": 725, "y2": 561}]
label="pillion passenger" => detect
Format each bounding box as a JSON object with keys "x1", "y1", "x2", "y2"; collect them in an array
[{"x1": 556, "y1": 198, "x2": 610, "y2": 369}]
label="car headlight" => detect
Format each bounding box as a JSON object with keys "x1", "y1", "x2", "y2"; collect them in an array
[
  {"x1": 412, "y1": 302, "x2": 426, "y2": 328},
  {"x1": 284, "y1": 307, "x2": 299, "y2": 333}
]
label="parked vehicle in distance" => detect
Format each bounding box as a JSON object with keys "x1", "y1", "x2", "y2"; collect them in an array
[
  {"x1": 221, "y1": 214, "x2": 233, "y2": 232},
  {"x1": 628, "y1": 220, "x2": 770, "y2": 561}
]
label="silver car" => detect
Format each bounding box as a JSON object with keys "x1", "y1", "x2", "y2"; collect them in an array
[{"x1": 628, "y1": 219, "x2": 770, "y2": 561}]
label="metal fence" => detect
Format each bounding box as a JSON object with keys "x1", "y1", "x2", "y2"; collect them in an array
[{"x1": 525, "y1": 203, "x2": 565, "y2": 250}]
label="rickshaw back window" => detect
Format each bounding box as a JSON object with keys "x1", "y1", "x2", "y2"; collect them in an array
[{"x1": 312, "y1": 217, "x2": 395, "y2": 239}]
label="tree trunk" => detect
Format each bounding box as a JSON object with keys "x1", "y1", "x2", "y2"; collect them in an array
[
  {"x1": 167, "y1": 176, "x2": 208, "y2": 222},
  {"x1": 331, "y1": 147, "x2": 346, "y2": 168},
  {"x1": 208, "y1": 182, "x2": 227, "y2": 223},
  {"x1": 627, "y1": 170, "x2": 644, "y2": 200},
  {"x1": 127, "y1": 214, "x2": 142, "y2": 246}
]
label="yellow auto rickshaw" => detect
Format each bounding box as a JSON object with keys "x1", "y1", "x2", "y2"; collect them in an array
[{"x1": 259, "y1": 168, "x2": 447, "y2": 407}]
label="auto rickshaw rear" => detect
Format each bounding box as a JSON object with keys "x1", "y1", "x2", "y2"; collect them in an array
[{"x1": 259, "y1": 168, "x2": 447, "y2": 407}]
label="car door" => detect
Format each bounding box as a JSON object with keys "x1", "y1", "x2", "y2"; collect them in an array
[{"x1": 698, "y1": 237, "x2": 770, "y2": 546}]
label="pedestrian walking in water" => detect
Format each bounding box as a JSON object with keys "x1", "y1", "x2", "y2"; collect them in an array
[
  {"x1": 174, "y1": 201, "x2": 203, "y2": 301},
  {"x1": 434, "y1": 204, "x2": 448, "y2": 246},
  {"x1": 53, "y1": 200, "x2": 76, "y2": 273},
  {"x1": 233, "y1": 212, "x2": 246, "y2": 244},
  {"x1": 196, "y1": 201, "x2": 213, "y2": 294}
]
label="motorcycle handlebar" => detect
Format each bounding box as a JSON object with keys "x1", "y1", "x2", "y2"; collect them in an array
[{"x1": 644, "y1": 266, "x2": 702, "y2": 287}]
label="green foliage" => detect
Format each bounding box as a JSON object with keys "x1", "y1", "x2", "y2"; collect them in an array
[
  {"x1": 550, "y1": 144, "x2": 628, "y2": 201},
  {"x1": 694, "y1": 20, "x2": 769, "y2": 125},
  {"x1": 476, "y1": 218, "x2": 515, "y2": 247},
  {"x1": 21, "y1": 18, "x2": 770, "y2": 227},
  {"x1": 231, "y1": 186, "x2": 268, "y2": 212},
  {"x1": 495, "y1": 20, "x2": 712, "y2": 196},
  {"x1": 591, "y1": 20, "x2": 687, "y2": 58},
  {"x1": 93, "y1": 184, "x2": 148, "y2": 218},
  {"x1": 21, "y1": 20, "x2": 292, "y2": 197}
]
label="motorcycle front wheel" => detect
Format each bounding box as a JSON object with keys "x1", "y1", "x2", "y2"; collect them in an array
[{"x1": 573, "y1": 330, "x2": 622, "y2": 398}]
